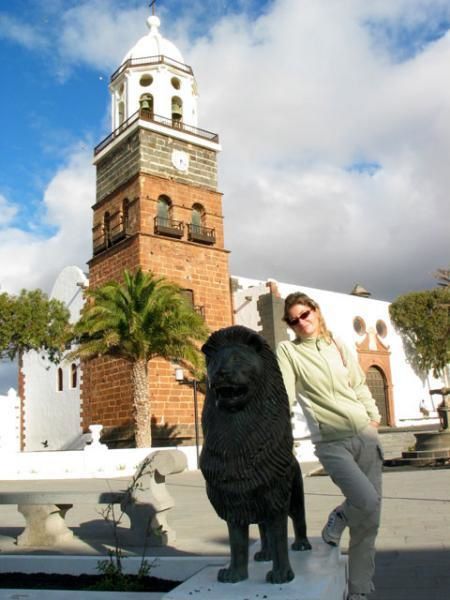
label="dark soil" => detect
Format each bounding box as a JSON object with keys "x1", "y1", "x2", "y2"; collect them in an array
[{"x1": 0, "y1": 572, "x2": 180, "y2": 591}]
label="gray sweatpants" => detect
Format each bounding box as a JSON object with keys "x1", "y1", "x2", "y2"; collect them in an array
[{"x1": 314, "y1": 425, "x2": 383, "y2": 595}]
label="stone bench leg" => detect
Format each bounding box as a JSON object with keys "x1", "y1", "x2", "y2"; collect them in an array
[
  {"x1": 122, "y1": 501, "x2": 175, "y2": 546},
  {"x1": 17, "y1": 503, "x2": 74, "y2": 546}
]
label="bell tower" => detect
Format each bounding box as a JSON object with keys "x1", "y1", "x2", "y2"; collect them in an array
[{"x1": 81, "y1": 12, "x2": 232, "y2": 446}]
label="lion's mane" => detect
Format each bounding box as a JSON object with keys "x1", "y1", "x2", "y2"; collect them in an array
[{"x1": 200, "y1": 325, "x2": 297, "y2": 525}]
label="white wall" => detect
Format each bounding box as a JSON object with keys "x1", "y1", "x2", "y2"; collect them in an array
[
  {"x1": 0, "y1": 388, "x2": 20, "y2": 452},
  {"x1": 22, "y1": 266, "x2": 88, "y2": 451},
  {"x1": 233, "y1": 276, "x2": 442, "y2": 429}
]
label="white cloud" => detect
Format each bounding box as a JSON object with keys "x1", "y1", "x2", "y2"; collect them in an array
[
  {"x1": 184, "y1": 0, "x2": 450, "y2": 298},
  {"x1": 1, "y1": 0, "x2": 448, "y2": 303},
  {"x1": 0, "y1": 13, "x2": 48, "y2": 49},
  {"x1": 58, "y1": 1, "x2": 147, "y2": 74},
  {"x1": 0, "y1": 195, "x2": 17, "y2": 227},
  {"x1": 0, "y1": 146, "x2": 93, "y2": 295},
  {"x1": 0, "y1": 146, "x2": 94, "y2": 392}
]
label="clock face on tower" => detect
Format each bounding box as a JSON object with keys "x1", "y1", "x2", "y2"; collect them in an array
[{"x1": 171, "y1": 149, "x2": 189, "y2": 172}]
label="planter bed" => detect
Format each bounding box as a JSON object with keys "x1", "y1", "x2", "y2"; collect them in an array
[
  {"x1": 0, "y1": 571, "x2": 177, "y2": 592},
  {"x1": 0, "y1": 555, "x2": 227, "y2": 599}
]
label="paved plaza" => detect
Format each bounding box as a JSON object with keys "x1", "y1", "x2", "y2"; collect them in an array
[{"x1": 0, "y1": 463, "x2": 449, "y2": 599}]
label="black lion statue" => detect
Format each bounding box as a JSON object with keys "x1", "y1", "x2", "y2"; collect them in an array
[{"x1": 200, "y1": 325, "x2": 311, "y2": 584}]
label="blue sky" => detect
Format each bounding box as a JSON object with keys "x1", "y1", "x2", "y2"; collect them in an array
[
  {"x1": 0, "y1": 0, "x2": 273, "y2": 235},
  {"x1": 0, "y1": 0, "x2": 449, "y2": 389}
]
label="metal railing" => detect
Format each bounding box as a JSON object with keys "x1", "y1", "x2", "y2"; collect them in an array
[
  {"x1": 93, "y1": 223, "x2": 129, "y2": 255},
  {"x1": 94, "y1": 109, "x2": 219, "y2": 155},
  {"x1": 187, "y1": 223, "x2": 216, "y2": 245},
  {"x1": 154, "y1": 216, "x2": 184, "y2": 238},
  {"x1": 94, "y1": 111, "x2": 140, "y2": 155},
  {"x1": 111, "y1": 55, "x2": 193, "y2": 83}
]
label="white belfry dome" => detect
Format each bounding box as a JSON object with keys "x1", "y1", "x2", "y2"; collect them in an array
[
  {"x1": 109, "y1": 14, "x2": 198, "y2": 131},
  {"x1": 121, "y1": 16, "x2": 184, "y2": 65}
]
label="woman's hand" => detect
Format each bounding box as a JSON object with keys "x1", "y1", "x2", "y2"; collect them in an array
[{"x1": 370, "y1": 420, "x2": 380, "y2": 428}]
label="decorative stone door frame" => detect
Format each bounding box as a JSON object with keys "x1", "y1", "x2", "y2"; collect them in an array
[{"x1": 356, "y1": 330, "x2": 395, "y2": 426}]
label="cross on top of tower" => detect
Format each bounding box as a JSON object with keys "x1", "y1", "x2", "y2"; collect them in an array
[{"x1": 149, "y1": 0, "x2": 157, "y2": 16}]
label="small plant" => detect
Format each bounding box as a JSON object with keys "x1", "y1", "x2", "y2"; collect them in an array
[
  {"x1": 91, "y1": 455, "x2": 159, "y2": 591},
  {"x1": 88, "y1": 551, "x2": 154, "y2": 591}
]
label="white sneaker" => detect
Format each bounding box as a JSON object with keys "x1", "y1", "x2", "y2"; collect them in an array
[
  {"x1": 348, "y1": 594, "x2": 366, "y2": 600},
  {"x1": 322, "y1": 507, "x2": 347, "y2": 546}
]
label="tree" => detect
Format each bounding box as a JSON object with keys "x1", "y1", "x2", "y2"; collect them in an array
[
  {"x1": 434, "y1": 267, "x2": 450, "y2": 288},
  {"x1": 0, "y1": 289, "x2": 71, "y2": 363},
  {"x1": 389, "y1": 287, "x2": 450, "y2": 380},
  {"x1": 69, "y1": 268, "x2": 209, "y2": 447}
]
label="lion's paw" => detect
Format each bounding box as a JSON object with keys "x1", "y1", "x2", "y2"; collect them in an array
[
  {"x1": 254, "y1": 548, "x2": 272, "y2": 562},
  {"x1": 218, "y1": 567, "x2": 248, "y2": 583},
  {"x1": 291, "y1": 537, "x2": 312, "y2": 551},
  {"x1": 265, "y1": 567, "x2": 295, "y2": 584}
]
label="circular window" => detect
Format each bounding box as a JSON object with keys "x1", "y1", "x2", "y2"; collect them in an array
[
  {"x1": 376, "y1": 320, "x2": 388, "y2": 338},
  {"x1": 140, "y1": 74, "x2": 153, "y2": 87},
  {"x1": 171, "y1": 77, "x2": 181, "y2": 90},
  {"x1": 353, "y1": 316, "x2": 366, "y2": 335}
]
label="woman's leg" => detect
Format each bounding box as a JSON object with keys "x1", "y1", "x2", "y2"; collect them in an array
[{"x1": 315, "y1": 428, "x2": 383, "y2": 594}]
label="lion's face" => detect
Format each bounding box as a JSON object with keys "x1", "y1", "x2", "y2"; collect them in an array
[{"x1": 204, "y1": 341, "x2": 264, "y2": 413}]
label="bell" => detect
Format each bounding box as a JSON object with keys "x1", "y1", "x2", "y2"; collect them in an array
[
  {"x1": 140, "y1": 97, "x2": 153, "y2": 111},
  {"x1": 171, "y1": 100, "x2": 182, "y2": 119}
]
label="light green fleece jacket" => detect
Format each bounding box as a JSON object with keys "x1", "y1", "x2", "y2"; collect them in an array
[{"x1": 277, "y1": 336, "x2": 381, "y2": 443}]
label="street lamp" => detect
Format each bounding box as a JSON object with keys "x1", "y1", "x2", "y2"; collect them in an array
[{"x1": 175, "y1": 367, "x2": 200, "y2": 468}]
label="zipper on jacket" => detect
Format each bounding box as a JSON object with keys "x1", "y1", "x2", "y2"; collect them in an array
[
  {"x1": 316, "y1": 339, "x2": 337, "y2": 400},
  {"x1": 317, "y1": 339, "x2": 358, "y2": 433}
]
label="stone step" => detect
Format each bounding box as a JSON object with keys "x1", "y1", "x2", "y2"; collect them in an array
[
  {"x1": 402, "y1": 448, "x2": 450, "y2": 459},
  {"x1": 163, "y1": 538, "x2": 347, "y2": 600},
  {"x1": 378, "y1": 430, "x2": 416, "y2": 459}
]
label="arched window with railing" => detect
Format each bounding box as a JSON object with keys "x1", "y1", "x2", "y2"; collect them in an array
[
  {"x1": 191, "y1": 203, "x2": 204, "y2": 228},
  {"x1": 157, "y1": 195, "x2": 171, "y2": 221},
  {"x1": 188, "y1": 203, "x2": 215, "y2": 245},
  {"x1": 154, "y1": 195, "x2": 183, "y2": 238}
]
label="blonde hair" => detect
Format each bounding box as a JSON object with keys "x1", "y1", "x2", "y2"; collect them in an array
[{"x1": 282, "y1": 292, "x2": 332, "y2": 343}]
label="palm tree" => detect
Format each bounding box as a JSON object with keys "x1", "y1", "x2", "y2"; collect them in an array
[
  {"x1": 434, "y1": 268, "x2": 450, "y2": 288},
  {"x1": 69, "y1": 268, "x2": 209, "y2": 447}
]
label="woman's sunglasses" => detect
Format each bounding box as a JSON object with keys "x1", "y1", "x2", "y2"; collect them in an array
[{"x1": 287, "y1": 309, "x2": 312, "y2": 326}]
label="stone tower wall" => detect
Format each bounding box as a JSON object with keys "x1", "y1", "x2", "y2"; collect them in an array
[{"x1": 82, "y1": 125, "x2": 232, "y2": 446}]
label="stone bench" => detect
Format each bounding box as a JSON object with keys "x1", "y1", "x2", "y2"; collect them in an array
[{"x1": 0, "y1": 449, "x2": 186, "y2": 547}]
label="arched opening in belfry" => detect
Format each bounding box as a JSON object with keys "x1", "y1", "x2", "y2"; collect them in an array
[
  {"x1": 139, "y1": 93, "x2": 154, "y2": 119},
  {"x1": 171, "y1": 96, "x2": 183, "y2": 126},
  {"x1": 366, "y1": 366, "x2": 389, "y2": 426},
  {"x1": 118, "y1": 101, "x2": 125, "y2": 126}
]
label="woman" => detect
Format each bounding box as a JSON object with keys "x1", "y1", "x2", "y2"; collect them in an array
[{"x1": 276, "y1": 292, "x2": 383, "y2": 600}]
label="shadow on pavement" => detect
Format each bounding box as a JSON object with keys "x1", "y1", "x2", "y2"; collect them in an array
[{"x1": 371, "y1": 547, "x2": 450, "y2": 600}]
